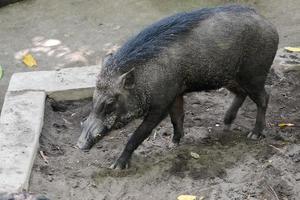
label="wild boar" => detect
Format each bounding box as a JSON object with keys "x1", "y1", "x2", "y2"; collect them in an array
[{"x1": 77, "y1": 5, "x2": 279, "y2": 169}]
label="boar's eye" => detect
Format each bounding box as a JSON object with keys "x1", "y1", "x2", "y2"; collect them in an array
[
  {"x1": 104, "y1": 101, "x2": 115, "y2": 115},
  {"x1": 94, "y1": 102, "x2": 104, "y2": 114}
]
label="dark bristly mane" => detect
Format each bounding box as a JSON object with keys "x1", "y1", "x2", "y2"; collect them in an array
[{"x1": 107, "y1": 5, "x2": 255, "y2": 72}]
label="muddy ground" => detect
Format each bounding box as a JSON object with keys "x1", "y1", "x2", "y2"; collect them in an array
[{"x1": 28, "y1": 52, "x2": 300, "y2": 200}]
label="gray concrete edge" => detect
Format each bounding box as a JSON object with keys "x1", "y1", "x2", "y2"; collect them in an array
[{"x1": 0, "y1": 66, "x2": 99, "y2": 193}]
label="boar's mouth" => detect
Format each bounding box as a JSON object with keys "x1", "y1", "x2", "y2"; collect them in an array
[
  {"x1": 76, "y1": 132, "x2": 105, "y2": 151},
  {"x1": 76, "y1": 120, "x2": 109, "y2": 151}
]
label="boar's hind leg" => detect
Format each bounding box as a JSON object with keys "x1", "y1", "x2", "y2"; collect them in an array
[
  {"x1": 224, "y1": 86, "x2": 247, "y2": 131},
  {"x1": 246, "y1": 88, "x2": 269, "y2": 140},
  {"x1": 110, "y1": 108, "x2": 169, "y2": 169},
  {"x1": 169, "y1": 96, "x2": 184, "y2": 144},
  {"x1": 223, "y1": 94, "x2": 247, "y2": 131}
]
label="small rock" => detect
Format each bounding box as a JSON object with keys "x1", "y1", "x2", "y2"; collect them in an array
[
  {"x1": 279, "y1": 54, "x2": 287, "y2": 58},
  {"x1": 162, "y1": 131, "x2": 171, "y2": 136},
  {"x1": 47, "y1": 175, "x2": 54, "y2": 182},
  {"x1": 192, "y1": 116, "x2": 201, "y2": 121},
  {"x1": 72, "y1": 181, "x2": 80, "y2": 188},
  {"x1": 289, "y1": 54, "x2": 299, "y2": 59},
  {"x1": 289, "y1": 152, "x2": 300, "y2": 162},
  {"x1": 190, "y1": 152, "x2": 200, "y2": 159},
  {"x1": 295, "y1": 173, "x2": 300, "y2": 181}
]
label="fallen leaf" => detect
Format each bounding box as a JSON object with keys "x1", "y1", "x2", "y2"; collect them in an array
[
  {"x1": 0, "y1": 65, "x2": 3, "y2": 80},
  {"x1": 113, "y1": 25, "x2": 121, "y2": 30},
  {"x1": 278, "y1": 123, "x2": 295, "y2": 128},
  {"x1": 62, "y1": 118, "x2": 72, "y2": 125},
  {"x1": 22, "y1": 53, "x2": 37, "y2": 68},
  {"x1": 284, "y1": 47, "x2": 300, "y2": 52},
  {"x1": 177, "y1": 195, "x2": 197, "y2": 200},
  {"x1": 105, "y1": 44, "x2": 120, "y2": 55},
  {"x1": 39, "y1": 151, "x2": 49, "y2": 164},
  {"x1": 190, "y1": 152, "x2": 200, "y2": 159},
  {"x1": 199, "y1": 197, "x2": 205, "y2": 200}
]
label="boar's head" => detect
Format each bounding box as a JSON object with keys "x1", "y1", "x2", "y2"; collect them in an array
[{"x1": 77, "y1": 55, "x2": 137, "y2": 151}]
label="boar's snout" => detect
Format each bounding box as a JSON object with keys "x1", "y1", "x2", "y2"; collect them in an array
[
  {"x1": 76, "y1": 116, "x2": 108, "y2": 151},
  {"x1": 76, "y1": 135, "x2": 94, "y2": 151}
]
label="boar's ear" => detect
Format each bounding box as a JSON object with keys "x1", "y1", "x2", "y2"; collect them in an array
[
  {"x1": 102, "y1": 53, "x2": 113, "y2": 67},
  {"x1": 118, "y1": 68, "x2": 135, "y2": 90}
]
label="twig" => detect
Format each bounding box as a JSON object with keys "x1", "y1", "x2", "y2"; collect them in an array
[
  {"x1": 39, "y1": 151, "x2": 49, "y2": 164},
  {"x1": 62, "y1": 118, "x2": 72, "y2": 125},
  {"x1": 266, "y1": 184, "x2": 280, "y2": 200},
  {"x1": 147, "y1": 140, "x2": 163, "y2": 148},
  {"x1": 268, "y1": 144, "x2": 290, "y2": 159},
  {"x1": 153, "y1": 131, "x2": 157, "y2": 140}
]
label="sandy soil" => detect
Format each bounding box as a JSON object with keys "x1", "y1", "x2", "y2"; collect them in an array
[
  {"x1": 29, "y1": 52, "x2": 300, "y2": 200},
  {"x1": 0, "y1": 1, "x2": 298, "y2": 199}
]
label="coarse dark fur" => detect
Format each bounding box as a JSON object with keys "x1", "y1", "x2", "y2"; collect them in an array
[
  {"x1": 78, "y1": 4, "x2": 279, "y2": 169},
  {"x1": 0, "y1": 0, "x2": 24, "y2": 7},
  {"x1": 107, "y1": 5, "x2": 256, "y2": 71}
]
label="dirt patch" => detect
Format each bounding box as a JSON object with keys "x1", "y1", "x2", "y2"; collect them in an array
[{"x1": 29, "y1": 64, "x2": 300, "y2": 199}]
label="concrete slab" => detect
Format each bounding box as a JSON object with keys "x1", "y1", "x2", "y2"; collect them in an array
[
  {"x1": 0, "y1": 65, "x2": 101, "y2": 193},
  {"x1": 273, "y1": 48, "x2": 300, "y2": 79},
  {"x1": 0, "y1": 91, "x2": 46, "y2": 193},
  {"x1": 8, "y1": 65, "x2": 101, "y2": 100}
]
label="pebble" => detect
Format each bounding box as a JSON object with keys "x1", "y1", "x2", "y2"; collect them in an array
[
  {"x1": 72, "y1": 181, "x2": 80, "y2": 188},
  {"x1": 295, "y1": 173, "x2": 300, "y2": 181},
  {"x1": 47, "y1": 175, "x2": 54, "y2": 182}
]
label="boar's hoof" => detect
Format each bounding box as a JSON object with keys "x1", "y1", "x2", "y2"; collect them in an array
[
  {"x1": 172, "y1": 133, "x2": 183, "y2": 144},
  {"x1": 247, "y1": 131, "x2": 264, "y2": 140},
  {"x1": 172, "y1": 138, "x2": 181, "y2": 145},
  {"x1": 110, "y1": 158, "x2": 130, "y2": 170},
  {"x1": 223, "y1": 124, "x2": 232, "y2": 132},
  {"x1": 168, "y1": 141, "x2": 180, "y2": 149}
]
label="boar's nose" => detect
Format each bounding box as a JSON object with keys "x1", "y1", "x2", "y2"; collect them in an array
[
  {"x1": 76, "y1": 139, "x2": 93, "y2": 152},
  {"x1": 76, "y1": 117, "x2": 97, "y2": 151}
]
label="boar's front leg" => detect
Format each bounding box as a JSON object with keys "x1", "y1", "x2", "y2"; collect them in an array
[
  {"x1": 110, "y1": 108, "x2": 168, "y2": 169},
  {"x1": 169, "y1": 96, "x2": 184, "y2": 144}
]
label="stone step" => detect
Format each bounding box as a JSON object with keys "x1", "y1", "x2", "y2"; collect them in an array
[
  {"x1": 0, "y1": 91, "x2": 46, "y2": 193},
  {"x1": 8, "y1": 65, "x2": 100, "y2": 100}
]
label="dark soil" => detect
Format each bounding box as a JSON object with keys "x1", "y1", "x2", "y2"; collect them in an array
[{"x1": 29, "y1": 60, "x2": 300, "y2": 199}]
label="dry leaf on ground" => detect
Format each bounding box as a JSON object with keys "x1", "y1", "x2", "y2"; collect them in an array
[
  {"x1": 22, "y1": 53, "x2": 37, "y2": 68},
  {"x1": 278, "y1": 123, "x2": 295, "y2": 128},
  {"x1": 177, "y1": 195, "x2": 197, "y2": 200},
  {"x1": 284, "y1": 47, "x2": 300, "y2": 52},
  {"x1": 0, "y1": 65, "x2": 3, "y2": 80}
]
